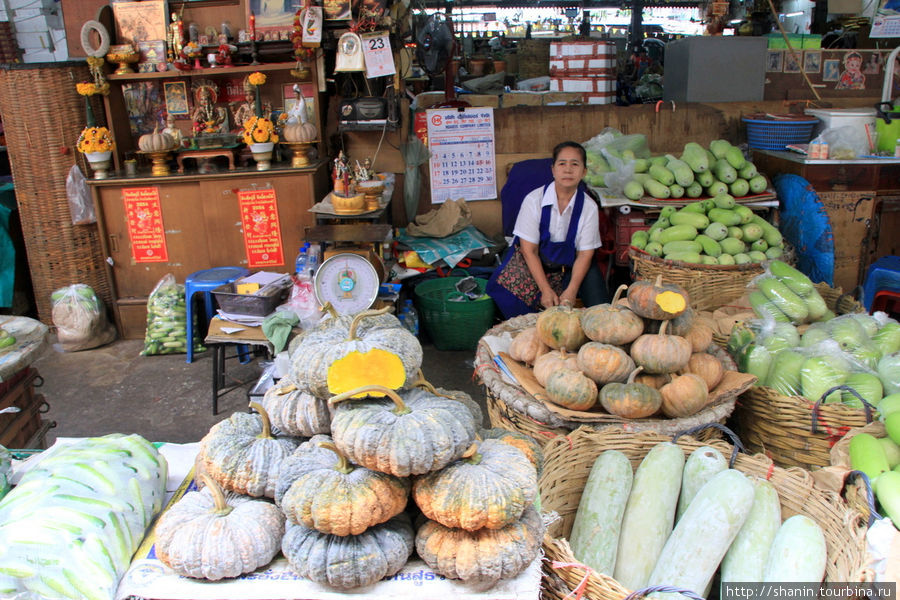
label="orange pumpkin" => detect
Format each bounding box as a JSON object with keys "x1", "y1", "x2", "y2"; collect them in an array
[
  {"x1": 634, "y1": 372, "x2": 671, "y2": 389},
  {"x1": 630, "y1": 320, "x2": 692, "y2": 374},
  {"x1": 599, "y1": 366, "x2": 663, "y2": 419},
  {"x1": 667, "y1": 306, "x2": 695, "y2": 336},
  {"x1": 685, "y1": 352, "x2": 724, "y2": 390},
  {"x1": 659, "y1": 373, "x2": 710, "y2": 417},
  {"x1": 576, "y1": 342, "x2": 635, "y2": 385},
  {"x1": 533, "y1": 348, "x2": 579, "y2": 387},
  {"x1": 627, "y1": 275, "x2": 689, "y2": 320},
  {"x1": 545, "y1": 368, "x2": 597, "y2": 411},
  {"x1": 508, "y1": 327, "x2": 549, "y2": 365},
  {"x1": 536, "y1": 304, "x2": 586, "y2": 350},
  {"x1": 579, "y1": 284, "x2": 644, "y2": 345},
  {"x1": 683, "y1": 321, "x2": 714, "y2": 353}
]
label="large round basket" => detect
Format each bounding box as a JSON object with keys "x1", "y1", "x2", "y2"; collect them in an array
[
  {"x1": 540, "y1": 427, "x2": 872, "y2": 600},
  {"x1": 829, "y1": 421, "x2": 885, "y2": 527},
  {"x1": 475, "y1": 313, "x2": 757, "y2": 446},
  {"x1": 630, "y1": 247, "x2": 765, "y2": 311}
]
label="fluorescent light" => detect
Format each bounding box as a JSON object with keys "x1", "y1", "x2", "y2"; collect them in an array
[
  {"x1": 781, "y1": 11, "x2": 804, "y2": 16},
  {"x1": 729, "y1": 18, "x2": 743, "y2": 23}
]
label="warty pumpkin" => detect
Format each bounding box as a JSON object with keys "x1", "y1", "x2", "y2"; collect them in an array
[
  {"x1": 283, "y1": 120, "x2": 318, "y2": 143},
  {"x1": 415, "y1": 505, "x2": 544, "y2": 585},
  {"x1": 259, "y1": 375, "x2": 331, "y2": 437},
  {"x1": 599, "y1": 366, "x2": 663, "y2": 419},
  {"x1": 634, "y1": 372, "x2": 671, "y2": 389},
  {"x1": 275, "y1": 435, "x2": 410, "y2": 536},
  {"x1": 290, "y1": 307, "x2": 422, "y2": 398},
  {"x1": 480, "y1": 427, "x2": 544, "y2": 474},
  {"x1": 667, "y1": 305, "x2": 695, "y2": 336},
  {"x1": 685, "y1": 352, "x2": 725, "y2": 390},
  {"x1": 138, "y1": 125, "x2": 175, "y2": 152},
  {"x1": 412, "y1": 439, "x2": 537, "y2": 531},
  {"x1": 154, "y1": 474, "x2": 284, "y2": 580},
  {"x1": 580, "y1": 284, "x2": 645, "y2": 345},
  {"x1": 660, "y1": 373, "x2": 710, "y2": 417},
  {"x1": 282, "y1": 513, "x2": 414, "y2": 589},
  {"x1": 630, "y1": 320, "x2": 692, "y2": 374},
  {"x1": 411, "y1": 370, "x2": 484, "y2": 427},
  {"x1": 627, "y1": 275, "x2": 689, "y2": 320},
  {"x1": 533, "y1": 347, "x2": 579, "y2": 387},
  {"x1": 545, "y1": 367, "x2": 598, "y2": 411},
  {"x1": 508, "y1": 326, "x2": 550, "y2": 365},
  {"x1": 198, "y1": 402, "x2": 299, "y2": 498},
  {"x1": 329, "y1": 384, "x2": 477, "y2": 477},
  {"x1": 577, "y1": 342, "x2": 636, "y2": 385},
  {"x1": 536, "y1": 304, "x2": 587, "y2": 350},
  {"x1": 288, "y1": 303, "x2": 400, "y2": 355}
]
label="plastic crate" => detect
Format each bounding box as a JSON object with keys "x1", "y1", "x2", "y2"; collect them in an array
[
  {"x1": 743, "y1": 114, "x2": 819, "y2": 150},
  {"x1": 614, "y1": 212, "x2": 651, "y2": 267},
  {"x1": 211, "y1": 279, "x2": 291, "y2": 317}
]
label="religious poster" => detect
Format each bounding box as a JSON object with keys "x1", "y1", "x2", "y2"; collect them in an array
[
  {"x1": 238, "y1": 188, "x2": 285, "y2": 268},
  {"x1": 112, "y1": 0, "x2": 168, "y2": 46},
  {"x1": 122, "y1": 187, "x2": 168, "y2": 263}
]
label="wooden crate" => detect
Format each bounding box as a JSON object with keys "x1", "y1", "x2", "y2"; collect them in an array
[{"x1": 0, "y1": 368, "x2": 46, "y2": 449}]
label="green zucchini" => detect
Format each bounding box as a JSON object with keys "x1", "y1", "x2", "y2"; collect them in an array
[
  {"x1": 569, "y1": 450, "x2": 633, "y2": 576},
  {"x1": 768, "y1": 260, "x2": 814, "y2": 297},
  {"x1": 707, "y1": 208, "x2": 742, "y2": 227},
  {"x1": 849, "y1": 433, "x2": 891, "y2": 480},
  {"x1": 658, "y1": 225, "x2": 699, "y2": 245},
  {"x1": 676, "y1": 446, "x2": 727, "y2": 523},
  {"x1": 750, "y1": 214, "x2": 783, "y2": 247},
  {"x1": 758, "y1": 278, "x2": 809, "y2": 323},
  {"x1": 631, "y1": 230, "x2": 649, "y2": 249},
  {"x1": 662, "y1": 240, "x2": 702, "y2": 256},
  {"x1": 763, "y1": 515, "x2": 827, "y2": 583},
  {"x1": 875, "y1": 470, "x2": 900, "y2": 527},
  {"x1": 613, "y1": 442, "x2": 685, "y2": 590},
  {"x1": 720, "y1": 478, "x2": 782, "y2": 585},
  {"x1": 670, "y1": 211, "x2": 709, "y2": 230}
]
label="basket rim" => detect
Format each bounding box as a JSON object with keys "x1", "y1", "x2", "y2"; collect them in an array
[{"x1": 629, "y1": 246, "x2": 767, "y2": 273}]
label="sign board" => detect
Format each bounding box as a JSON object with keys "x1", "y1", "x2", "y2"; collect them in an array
[
  {"x1": 237, "y1": 188, "x2": 285, "y2": 269},
  {"x1": 426, "y1": 108, "x2": 497, "y2": 203},
  {"x1": 122, "y1": 187, "x2": 168, "y2": 263}
]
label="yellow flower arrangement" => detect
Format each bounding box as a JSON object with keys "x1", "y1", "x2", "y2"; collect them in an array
[
  {"x1": 76, "y1": 82, "x2": 96, "y2": 96},
  {"x1": 243, "y1": 116, "x2": 278, "y2": 144},
  {"x1": 248, "y1": 72, "x2": 266, "y2": 86},
  {"x1": 77, "y1": 127, "x2": 115, "y2": 154}
]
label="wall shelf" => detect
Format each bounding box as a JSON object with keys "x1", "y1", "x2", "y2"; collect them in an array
[{"x1": 108, "y1": 62, "x2": 299, "y2": 81}]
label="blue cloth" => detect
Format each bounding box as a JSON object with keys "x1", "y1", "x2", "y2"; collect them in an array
[
  {"x1": 500, "y1": 158, "x2": 554, "y2": 238},
  {"x1": 0, "y1": 198, "x2": 15, "y2": 309},
  {"x1": 537, "y1": 183, "x2": 584, "y2": 268},
  {"x1": 774, "y1": 174, "x2": 834, "y2": 286}
]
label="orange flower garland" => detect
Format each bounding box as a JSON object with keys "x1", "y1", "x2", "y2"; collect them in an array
[
  {"x1": 242, "y1": 116, "x2": 278, "y2": 144},
  {"x1": 77, "y1": 127, "x2": 115, "y2": 154}
]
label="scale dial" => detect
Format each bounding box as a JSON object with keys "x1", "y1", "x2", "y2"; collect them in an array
[{"x1": 313, "y1": 253, "x2": 380, "y2": 315}]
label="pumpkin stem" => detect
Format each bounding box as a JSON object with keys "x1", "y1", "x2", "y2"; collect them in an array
[
  {"x1": 410, "y1": 370, "x2": 455, "y2": 399},
  {"x1": 276, "y1": 383, "x2": 298, "y2": 395},
  {"x1": 248, "y1": 401, "x2": 273, "y2": 439},
  {"x1": 627, "y1": 366, "x2": 644, "y2": 384},
  {"x1": 462, "y1": 442, "x2": 482, "y2": 464},
  {"x1": 611, "y1": 284, "x2": 628, "y2": 305},
  {"x1": 659, "y1": 320, "x2": 669, "y2": 336},
  {"x1": 319, "y1": 302, "x2": 338, "y2": 319},
  {"x1": 317, "y1": 441, "x2": 353, "y2": 474},
  {"x1": 328, "y1": 385, "x2": 410, "y2": 415},
  {"x1": 346, "y1": 306, "x2": 393, "y2": 340},
  {"x1": 200, "y1": 473, "x2": 233, "y2": 516}
]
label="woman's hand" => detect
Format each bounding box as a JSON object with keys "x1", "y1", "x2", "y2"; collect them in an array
[
  {"x1": 559, "y1": 288, "x2": 578, "y2": 307},
  {"x1": 540, "y1": 288, "x2": 560, "y2": 309}
]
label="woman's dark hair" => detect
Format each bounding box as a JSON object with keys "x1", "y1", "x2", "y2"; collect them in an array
[{"x1": 552, "y1": 141, "x2": 587, "y2": 164}]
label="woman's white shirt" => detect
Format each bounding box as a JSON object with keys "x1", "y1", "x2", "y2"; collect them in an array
[{"x1": 512, "y1": 185, "x2": 602, "y2": 251}]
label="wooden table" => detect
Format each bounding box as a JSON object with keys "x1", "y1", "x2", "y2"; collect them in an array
[{"x1": 177, "y1": 148, "x2": 236, "y2": 174}]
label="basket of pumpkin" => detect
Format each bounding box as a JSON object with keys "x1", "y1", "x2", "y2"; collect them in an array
[
  {"x1": 475, "y1": 278, "x2": 758, "y2": 446},
  {"x1": 539, "y1": 426, "x2": 872, "y2": 600}
]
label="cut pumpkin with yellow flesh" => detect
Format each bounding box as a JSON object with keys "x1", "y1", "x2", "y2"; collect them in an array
[{"x1": 327, "y1": 349, "x2": 407, "y2": 396}]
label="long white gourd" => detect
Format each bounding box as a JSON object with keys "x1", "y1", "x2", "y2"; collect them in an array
[
  {"x1": 763, "y1": 515, "x2": 827, "y2": 583},
  {"x1": 648, "y1": 469, "x2": 755, "y2": 599},
  {"x1": 720, "y1": 478, "x2": 782, "y2": 585},
  {"x1": 0, "y1": 434, "x2": 167, "y2": 600},
  {"x1": 676, "y1": 445, "x2": 727, "y2": 523},
  {"x1": 569, "y1": 450, "x2": 633, "y2": 576},
  {"x1": 613, "y1": 442, "x2": 684, "y2": 590}
]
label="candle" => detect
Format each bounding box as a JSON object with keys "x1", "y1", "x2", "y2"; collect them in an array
[{"x1": 249, "y1": 13, "x2": 256, "y2": 41}]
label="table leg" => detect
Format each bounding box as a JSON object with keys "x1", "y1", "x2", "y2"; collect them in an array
[
  {"x1": 177, "y1": 154, "x2": 186, "y2": 174},
  {"x1": 212, "y1": 344, "x2": 223, "y2": 415}
]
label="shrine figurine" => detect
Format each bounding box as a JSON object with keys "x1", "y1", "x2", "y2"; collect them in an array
[
  {"x1": 168, "y1": 12, "x2": 185, "y2": 63},
  {"x1": 191, "y1": 81, "x2": 228, "y2": 135}
]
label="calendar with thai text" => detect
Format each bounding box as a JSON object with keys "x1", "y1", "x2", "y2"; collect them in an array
[{"x1": 426, "y1": 108, "x2": 496, "y2": 203}]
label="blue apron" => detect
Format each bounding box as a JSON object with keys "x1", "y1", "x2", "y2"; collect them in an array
[{"x1": 487, "y1": 184, "x2": 586, "y2": 319}]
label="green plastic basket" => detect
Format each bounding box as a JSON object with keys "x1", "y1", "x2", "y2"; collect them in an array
[{"x1": 413, "y1": 275, "x2": 495, "y2": 351}]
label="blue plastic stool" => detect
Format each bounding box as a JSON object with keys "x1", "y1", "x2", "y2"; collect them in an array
[
  {"x1": 862, "y1": 256, "x2": 900, "y2": 313},
  {"x1": 185, "y1": 267, "x2": 249, "y2": 363}
]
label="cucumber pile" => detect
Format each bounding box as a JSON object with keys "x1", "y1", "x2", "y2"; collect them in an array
[
  {"x1": 616, "y1": 140, "x2": 767, "y2": 201},
  {"x1": 631, "y1": 196, "x2": 785, "y2": 265}
]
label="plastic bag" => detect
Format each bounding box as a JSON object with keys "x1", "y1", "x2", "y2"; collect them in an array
[
  {"x1": 813, "y1": 125, "x2": 869, "y2": 160},
  {"x1": 278, "y1": 274, "x2": 322, "y2": 330},
  {"x1": 0, "y1": 445, "x2": 10, "y2": 501},
  {"x1": 582, "y1": 127, "x2": 650, "y2": 196},
  {"x1": 65, "y1": 165, "x2": 96, "y2": 225},
  {"x1": 141, "y1": 274, "x2": 202, "y2": 356},
  {"x1": 50, "y1": 284, "x2": 116, "y2": 352}
]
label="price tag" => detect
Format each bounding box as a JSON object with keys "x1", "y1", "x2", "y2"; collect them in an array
[{"x1": 362, "y1": 31, "x2": 395, "y2": 78}]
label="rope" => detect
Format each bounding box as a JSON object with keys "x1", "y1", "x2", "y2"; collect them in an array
[{"x1": 549, "y1": 561, "x2": 594, "y2": 600}]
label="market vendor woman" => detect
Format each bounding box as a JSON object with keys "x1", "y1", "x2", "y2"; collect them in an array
[{"x1": 487, "y1": 141, "x2": 609, "y2": 319}]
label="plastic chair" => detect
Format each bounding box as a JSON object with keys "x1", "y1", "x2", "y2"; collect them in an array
[
  {"x1": 185, "y1": 266, "x2": 249, "y2": 364},
  {"x1": 862, "y1": 255, "x2": 900, "y2": 313}
]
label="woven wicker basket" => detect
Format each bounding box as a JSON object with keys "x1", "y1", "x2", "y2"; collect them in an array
[
  {"x1": 540, "y1": 427, "x2": 872, "y2": 600},
  {"x1": 630, "y1": 247, "x2": 766, "y2": 311},
  {"x1": 829, "y1": 422, "x2": 885, "y2": 527},
  {"x1": 476, "y1": 313, "x2": 757, "y2": 446}
]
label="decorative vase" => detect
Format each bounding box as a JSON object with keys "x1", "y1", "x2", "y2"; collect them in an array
[
  {"x1": 84, "y1": 151, "x2": 112, "y2": 180},
  {"x1": 282, "y1": 142, "x2": 314, "y2": 168},
  {"x1": 250, "y1": 142, "x2": 275, "y2": 171}
]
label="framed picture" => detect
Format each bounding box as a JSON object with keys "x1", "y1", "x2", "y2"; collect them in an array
[
  {"x1": 324, "y1": 0, "x2": 352, "y2": 20},
  {"x1": 122, "y1": 81, "x2": 165, "y2": 137},
  {"x1": 283, "y1": 82, "x2": 320, "y2": 134},
  {"x1": 164, "y1": 81, "x2": 190, "y2": 116},
  {"x1": 803, "y1": 50, "x2": 822, "y2": 73},
  {"x1": 766, "y1": 50, "x2": 783, "y2": 73},
  {"x1": 783, "y1": 51, "x2": 802, "y2": 73},
  {"x1": 112, "y1": 0, "x2": 168, "y2": 46},
  {"x1": 823, "y1": 58, "x2": 841, "y2": 81},
  {"x1": 247, "y1": 1, "x2": 299, "y2": 34},
  {"x1": 137, "y1": 40, "x2": 166, "y2": 65}
]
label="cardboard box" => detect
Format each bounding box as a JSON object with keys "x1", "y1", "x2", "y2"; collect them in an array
[
  {"x1": 501, "y1": 91, "x2": 544, "y2": 107},
  {"x1": 549, "y1": 57, "x2": 616, "y2": 77}
]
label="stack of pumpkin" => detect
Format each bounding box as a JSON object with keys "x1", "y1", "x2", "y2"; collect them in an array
[
  {"x1": 150, "y1": 307, "x2": 545, "y2": 589},
  {"x1": 508, "y1": 277, "x2": 727, "y2": 420}
]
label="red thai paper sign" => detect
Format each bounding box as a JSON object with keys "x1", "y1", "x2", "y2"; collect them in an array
[
  {"x1": 238, "y1": 188, "x2": 285, "y2": 268},
  {"x1": 122, "y1": 187, "x2": 169, "y2": 263}
]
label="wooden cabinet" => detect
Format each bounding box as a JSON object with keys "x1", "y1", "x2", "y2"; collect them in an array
[
  {"x1": 90, "y1": 164, "x2": 329, "y2": 338},
  {"x1": 751, "y1": 150, "x2": 900, "y2": 292}
]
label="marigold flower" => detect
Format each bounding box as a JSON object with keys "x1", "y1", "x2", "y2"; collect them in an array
[
  {"x1": 76, "y1": 82, "x2": 96, "y2": 96},
  {"x1": 248, "y1": 72, "x2": 266, "y2": 86}
]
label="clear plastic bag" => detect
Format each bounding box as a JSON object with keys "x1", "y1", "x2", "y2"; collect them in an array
[
  {"x1": 65, "y1": 165, "x2": 96, "y2": 225},
  {"x1": 0, "y1": 445, "x2": 10, "y2": 501},
  {"x1": 582, "y1": 127, "x2": 650, "y2": 196},
  {"x1": 141, "y1": 274, "x2": 202, "y2": 356},
  {"x1": 278, "y1": 274, "x2": 322, "y2": 330},
  {"x1": 813, "y1": 125, "x2": 868, "y2": 160},
  {"x1": 50, "y1": 284, "x2": 116, "y2": 352}
]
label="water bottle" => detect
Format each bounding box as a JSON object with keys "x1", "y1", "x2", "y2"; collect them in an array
[
  {"x1": 306, "y1": 243, "x2": 319, "y2": 278},
  {"x1": 401, "y1": 299, "x2": 419, "y2": 336},
  {"x1": 295, "y1": 244, "x2": 308, "y2": 278}
]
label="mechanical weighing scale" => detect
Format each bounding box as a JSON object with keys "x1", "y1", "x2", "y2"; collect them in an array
[{"x1": 313, "y1": 252, "x2": 382, "y2": 315}]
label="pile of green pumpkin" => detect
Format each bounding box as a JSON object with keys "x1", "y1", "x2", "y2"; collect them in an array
[
  {"x1": 150, "y1": 306, "x2": 545, "y2": 589},
  {"x1": 507, "y1": 277, "x2": 735, "y2": 420}
]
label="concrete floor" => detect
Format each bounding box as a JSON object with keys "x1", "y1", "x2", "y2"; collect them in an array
[{"x1": 31, "y1": 335, "x2": 486, "y2": 447}]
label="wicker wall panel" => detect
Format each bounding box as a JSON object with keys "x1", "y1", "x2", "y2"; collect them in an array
[{"x1": 0, "y1": 63, "x2": 111, "y2": 324}]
